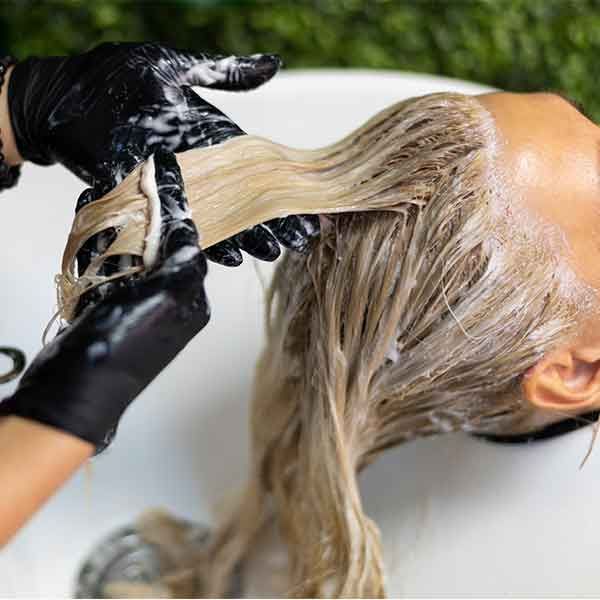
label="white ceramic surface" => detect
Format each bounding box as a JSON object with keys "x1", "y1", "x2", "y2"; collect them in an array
[{"x1": 1, "y1": 70, "x2": 600, "y2": 597}]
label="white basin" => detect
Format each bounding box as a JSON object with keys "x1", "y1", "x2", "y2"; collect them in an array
[{"x1": 1, "y1": 69, "x2": 599, "y2": 597}]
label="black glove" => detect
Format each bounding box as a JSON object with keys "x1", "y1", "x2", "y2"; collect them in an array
[
  {"x1": 0, "y1": 149, "x2": 208, "y2": 453},
  {"x1": 8, "y1": 41, "x2": 320, "y2": 265}
]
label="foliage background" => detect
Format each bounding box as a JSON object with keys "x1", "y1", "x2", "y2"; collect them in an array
[{"x1": 1, "y1": 0, "x2": 599, "y2": 119}]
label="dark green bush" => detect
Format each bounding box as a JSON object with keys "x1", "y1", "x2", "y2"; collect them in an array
[{"x1": 1, "y1": 0, "x2": 600, "y2": 119}]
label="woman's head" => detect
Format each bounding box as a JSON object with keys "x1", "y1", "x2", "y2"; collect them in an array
[
  {"x1": 189, "y1": 92, "x2": 600, "y2": 598},
  {"x1": 63, "y1": 90, "x2": 600, "y2": 430},
  {"x1": 474, "y1": 91, "x2": 600, "y2": 423}
]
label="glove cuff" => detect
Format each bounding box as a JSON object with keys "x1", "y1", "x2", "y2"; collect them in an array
[
  {"x1": 8, "y1": 56, "x2": 57, "y2": 167},
  {"x1": 0, "y1": 381, "x2": 118, "y2": 455},
  {"x1": 0, "y1": 56, "x2": 22, "y2": 190}
]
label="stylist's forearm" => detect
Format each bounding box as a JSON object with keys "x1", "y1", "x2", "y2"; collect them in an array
[
  {"x1": 0, "y1": 416, "x2": 93, "y2": 547},
  {"x1": 0, "y1": 66, "x2": 22, "y2": 165}
]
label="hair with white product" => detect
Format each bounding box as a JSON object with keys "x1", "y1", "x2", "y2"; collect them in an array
[{"x1": 62, "y1": 92, "x2": 599, "y2": 597}]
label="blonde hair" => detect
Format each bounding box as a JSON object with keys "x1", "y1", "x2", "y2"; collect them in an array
[
  {"x1": 57, "y1": 92, "x2": 526, "y2": 320},
  {"x1": 68, "y1": 92, "x2": 598, "y2": 597}
]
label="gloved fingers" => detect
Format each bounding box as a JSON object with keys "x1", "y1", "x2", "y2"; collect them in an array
[
  {"x1": 175, "y1": 52, "x2": 282, "y2": 92},
  {"x1": 264, "y1": 214, "x2": 321, "y2": 253},
  {"x1": 204, "y1": 239, "x2": 243, "y2": 267},
  {"x1": 177, "y1": 85, "x2": 245, "y2": 146},
  {"x1": 74, "y1": 150, "x2": 201, "y2": 318},
  {"x1": 234, "y1": 224, "x2": 281, "y2": 262},
  {"x1": 204, "y1": 214, "x2": 321, "y2": 267},
  {"x1": 151, "y1": 148, "x2": 202, "y2": 269},
  {"x1": 73, "y1": 183, "x2": 139, "y2": 319},
  {"x1": 204, "y1": 227, "x2": 282, "y2": 266},
  {"x1": 74, "y1": 186, "x2": 119, "y2": 277},
  {"x1": 74, "y1": 187, "x2": 98, "y2": 276},
  {"x1": 75, "y1": 186, "x2": 101, "y2": 213}
]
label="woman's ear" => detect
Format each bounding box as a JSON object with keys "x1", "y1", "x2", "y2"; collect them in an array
[{"x1": 523, "y1": 346, "x2": 600, "y2": 412}]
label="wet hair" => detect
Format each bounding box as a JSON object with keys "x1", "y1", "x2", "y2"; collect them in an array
[{"x1": 66, "y1": 92, "x2": 599, "y2": 597}]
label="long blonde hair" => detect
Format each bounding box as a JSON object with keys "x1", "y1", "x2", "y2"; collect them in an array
[
  {"x1": 57, "y1": 92, "x2": 526, "y2": 320},
  {"x1": 67, "y1": 92, "x2": 598, "y2": 597}
]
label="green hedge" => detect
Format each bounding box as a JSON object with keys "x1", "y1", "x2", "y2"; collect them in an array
[{"x1": 1, "y1": 0, "x2": 600, "y2": 119}]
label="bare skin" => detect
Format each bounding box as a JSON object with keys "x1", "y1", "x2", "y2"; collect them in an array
[
  {"x1": 0, "y1": 66, "x2": 93, "y2": 547},
  {"x1": 477, "y1": 91, "x2": 600, "y2": 422},
  {"x1": 0, "y1": 417, "x2": 92, "y2": 544},
  {"x1": 0, "y1": 67, "x2": 22, "y2": 165}
]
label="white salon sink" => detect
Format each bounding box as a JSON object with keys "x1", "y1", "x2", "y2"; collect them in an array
[{"x1": 1, "y1": 69, "x2": 599, "y2": 597}]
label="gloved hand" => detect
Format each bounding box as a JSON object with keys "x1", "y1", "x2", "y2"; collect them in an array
[
  {"x1": 0, "y1": 149, "x2": 208, "y2": 452},
  {"x1": 8, "y1": 41, "x2": 320, "y2": 265}
]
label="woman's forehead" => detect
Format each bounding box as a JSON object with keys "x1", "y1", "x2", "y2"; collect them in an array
[{"x1": 475, "y1": 91, "x2": 600, "y2": 291}]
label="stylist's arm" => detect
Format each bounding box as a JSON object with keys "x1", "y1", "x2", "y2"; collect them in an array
[
  {"x1": 0, "y1": 150, "x2": 208, "y2": 546},
  {"x1": 0, "y1": 42, "x2": 320, "y2": 546}
]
